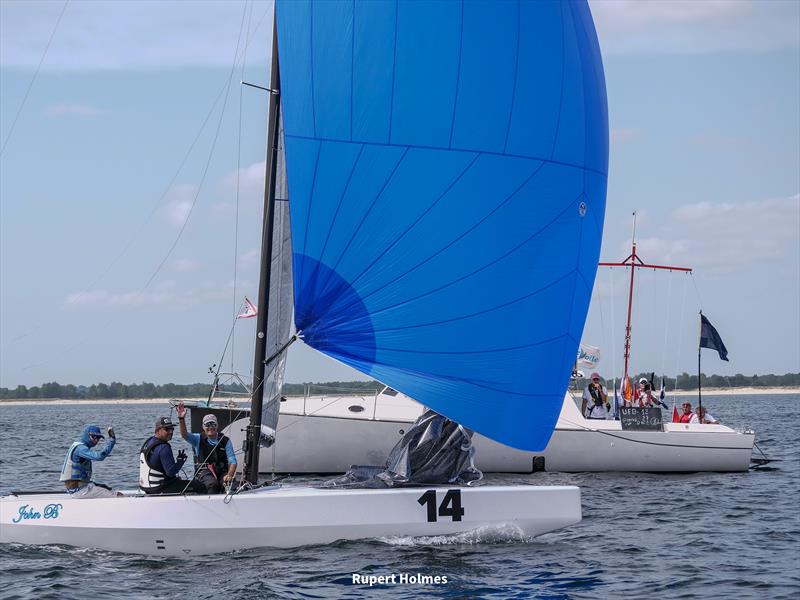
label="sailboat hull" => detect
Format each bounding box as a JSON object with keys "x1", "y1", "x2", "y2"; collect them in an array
[
  {"x1": 0, "y1": 485, "x2": 580, "y2": 556},
  {"x1": 196, "y1": 391, "x2": 755, "y2": 474}
]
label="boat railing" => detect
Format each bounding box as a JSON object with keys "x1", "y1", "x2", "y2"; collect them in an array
[{"x1": 206, "y1": 372, "x2": 252, "y2": 407}]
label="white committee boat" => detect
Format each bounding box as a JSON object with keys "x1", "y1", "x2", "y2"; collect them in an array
[
  {"x1": 1, "y1": 0, "x2": 611, "y2": 554},
  {"x1": 189, "y1": 386, "x2": 755, "y2": 475}
]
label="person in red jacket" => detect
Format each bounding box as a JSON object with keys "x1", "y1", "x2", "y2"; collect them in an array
[{"x1": 678, "y1": 402, "x2": 699, "y2": 424}]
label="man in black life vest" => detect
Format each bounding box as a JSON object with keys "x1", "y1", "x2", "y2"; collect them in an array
[
  {"x1": 139, "y1": 417, "x2": 206, "y2": 495},
  {"x1": 176, "y1": 403, "x2": 238, "y2": 494}
]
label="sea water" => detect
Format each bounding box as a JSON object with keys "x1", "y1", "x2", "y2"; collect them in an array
[{"x1": 0, "y1": 394, "x2": 797, "y2": 599}]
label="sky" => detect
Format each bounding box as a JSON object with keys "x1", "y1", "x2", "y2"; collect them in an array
[{"x1": 0, "y1": 0, "x2": 798, "y2": 388}]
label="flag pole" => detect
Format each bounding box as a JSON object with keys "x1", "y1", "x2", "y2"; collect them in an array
[{"x1": 697, "y1": 310, "x2": 703, "y2": 419}]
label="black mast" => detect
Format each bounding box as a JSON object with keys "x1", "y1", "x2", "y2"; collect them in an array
[{"x1": 244, "y1": 12, "x2": 281, "y2": 486}]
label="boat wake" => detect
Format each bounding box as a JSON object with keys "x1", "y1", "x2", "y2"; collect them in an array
[{"x1": 378, "y1": 523, "x2": 530, "y2": 546}]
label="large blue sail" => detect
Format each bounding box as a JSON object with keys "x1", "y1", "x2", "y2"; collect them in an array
[{"x1": 275, "y1": 0, "x2": 608, "y2": 451}]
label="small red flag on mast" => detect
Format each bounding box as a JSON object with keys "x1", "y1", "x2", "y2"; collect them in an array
[{"x1": 237, "y1": 297, "x2": 258, "y2": 319}]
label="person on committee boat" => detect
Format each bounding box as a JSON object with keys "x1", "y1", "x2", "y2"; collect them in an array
[
  {"x1": 176, "y1": 403, "x2": 237, "y2": 493},
  {"x1": 139, "y1": 416, "x2": 206, "y2": 495},
  {"x1": 678, "y1": 402, "x2": 700, "y2": 424},
  {"x1": 697, "y1": 406, "x2": 720, "y2": 424},
  {"x1": 581, "y1": 372, "x2": 610, "y2": 419},
  {"x1": 60, "y1": 424, "x2": 123, "y2": 498},
  {"x1": 637, "y1": 378, "x2": 658, "y2": 408}
]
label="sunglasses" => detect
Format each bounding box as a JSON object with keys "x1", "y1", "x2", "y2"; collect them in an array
[
  {"x1": 203, "y1": 422, "x2": 218, "y2": 428},
  {"x1": 89, "y1": 434, "x2": 103, "y2": 439}
]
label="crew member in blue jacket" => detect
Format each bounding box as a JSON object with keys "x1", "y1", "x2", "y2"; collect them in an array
[
  {"x1": 176, "y1": 403, "x2": 237, "y2": 493},
  {"x1": 138, "y1": 416, "x2": 205, "y2": 494},
  {"x1": 60, "y1": 424, "x2": 121, "y2": 498}
]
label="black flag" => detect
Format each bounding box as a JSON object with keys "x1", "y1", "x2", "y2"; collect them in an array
[{"x1": 700, "y1": 314, "x2": 729, "y2": 361}]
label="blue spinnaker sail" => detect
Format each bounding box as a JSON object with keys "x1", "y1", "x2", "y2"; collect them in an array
[{"x1": 276, "y1": 0, "x2": 608, "y2": 451}]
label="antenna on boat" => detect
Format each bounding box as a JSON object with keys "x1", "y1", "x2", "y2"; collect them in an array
[
  {"x1": 243, "y1": 10, "x2": 281, "y2": 486},
  {"x1": 599, "y1": 211, "x2": 692, "y2": 387}
]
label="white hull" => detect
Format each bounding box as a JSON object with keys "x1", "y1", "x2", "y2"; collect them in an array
[
  {"x1": 0, "y1": 485, "x2": 581, "y2": 556},
  {"x1": 218, "y1": 391, "x2": 755, "y2": 474}
]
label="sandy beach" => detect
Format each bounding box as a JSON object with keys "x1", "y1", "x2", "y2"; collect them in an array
[{"x1": 0, "y1": 387, "x2": 797, "y2": 407}]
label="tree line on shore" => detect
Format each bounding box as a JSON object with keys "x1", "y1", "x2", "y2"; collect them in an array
[
  {"x1": 574, "y1": 372, "x2": 800, "y2": 391},
  {"x1": 0, "y1": 380, "x2": 383, "y2": 400},
  {"x1": 1, "y1": 373, "x2": 798, "y2": 400}
]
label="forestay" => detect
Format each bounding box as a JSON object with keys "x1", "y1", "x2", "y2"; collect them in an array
[{"x1": 275, "y1": 0, "x2": 608, "y2": 451}]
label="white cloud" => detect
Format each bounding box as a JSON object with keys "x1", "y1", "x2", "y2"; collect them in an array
[
  {"x1": 65, "y1": 289, "x2": 177, "y2": 308},
  {"x1": 221, "y1": 161, "x2": 266, "y2": 197},
  {"x1": 0, "y1": 0, "x2": 273, "y2": 71},
  {"x1": 160, "y1": 184, "x2": 198, "y2": 228},
  {"x1": 170, "y1": 258, "x2": 202, "y2": 273},
  {"x1": 240, "y1": 248, "x2": 259, "y2": 266},
  {"x1": 590, "y1": 0, "x2": 800, "y2": 54},
  {"x1": 43, "y1": 103, "x2": 109, "y2": 116},
  {"x1": 628, "y1": 195, "x2": 800, "y2": 274}
]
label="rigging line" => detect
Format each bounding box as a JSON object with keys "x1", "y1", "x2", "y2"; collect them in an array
[
  {"x1": 18, "y1": 5, "x2": 250, "y2": 374},
  {"x1": 660, "y1": 271, "x2": 674, "y2": 378},
  {"x1": 690, "y1": 272, "x2": 704, "y2": 311},
  {"x1": 143, "y1": 4, "x2": 249, "y2": 290},
  {"x1": 7, "y1": 74, "x2": 233, "y2": 355},
  {"x1": 593, "y1": 264, "x2": 605, "y2": 368},
  {"x1": 213, "y1": 299, "x2": 248, "y2": 384},
  {"x1": 609, "y1": 266, "x2": 617, "y2": 382},
  {"x1": 6, "y1": 10, "x2": 252, "y2": 347},
  {"x1": 232, "y1": 0, "x2": 255, "y2": 373},
  {"x1": 0, "y1": 0, "x2": 69, "y2": 158},
  {"x1": 673, "y1": 273, "x2": 689, "y2": 393}
]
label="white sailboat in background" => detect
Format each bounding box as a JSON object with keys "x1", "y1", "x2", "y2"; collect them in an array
[
  {"x1": 1, "y1": 0, "x2": 611, "y2": 554},
  {"x1": 191, "y1": 230, "x2": 755, "y2": 475}
]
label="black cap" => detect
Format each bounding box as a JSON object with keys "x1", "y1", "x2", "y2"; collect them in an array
[{"x1": 155, "y1": 416, "x2": 176, "y2": 429}]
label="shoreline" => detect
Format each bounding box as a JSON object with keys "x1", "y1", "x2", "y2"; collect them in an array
[{"x1": 0, "y1": 387, "x2": 797, "y2": 407}]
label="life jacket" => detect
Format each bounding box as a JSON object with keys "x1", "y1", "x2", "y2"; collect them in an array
[
  {"x1": 196, "y1": 434, "x2": 230, "y2": 480},
  {"x1": 59, "y1": 441, "x2": 92, "y2": 482},
  {"x1": 679, "y1": 412, "x2": 695, "y2": 424},
  {"x1": 138, "y1": 436, "x2": 173, "y2": 491},
  {"x1": 587, "y1": 403, "x2": 607, "y2": 419}
]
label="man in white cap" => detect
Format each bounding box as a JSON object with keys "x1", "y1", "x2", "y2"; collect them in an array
[
  {"x1": 176, "y1": 403, "x2": 237, "y2": 493},
  {"x1": 581, "y1": 372, "x2": 610, "y2": 419}
]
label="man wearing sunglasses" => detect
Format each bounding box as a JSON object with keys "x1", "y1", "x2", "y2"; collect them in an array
[
  {"x1": 59, "y1": 424, "x2": 122, "y2": 498},
  {"x1": 176, "y1": 403, "x2": 237, "y2": 494},
  {"x1": 138, "y1": 416, "x2": 205, "y2": 494}
]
